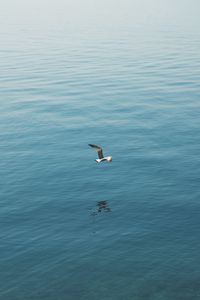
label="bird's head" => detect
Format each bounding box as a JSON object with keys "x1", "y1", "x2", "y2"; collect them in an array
[{"x1": 107, "y1": 156, "x2": 112, "y2": 162}]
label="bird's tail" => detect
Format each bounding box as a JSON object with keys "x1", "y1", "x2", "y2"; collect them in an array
[{"x1": 95, "y1": 159, "x2": 101, "y2": 163}]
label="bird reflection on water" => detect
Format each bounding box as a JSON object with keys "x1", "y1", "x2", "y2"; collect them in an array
[
  {"x1": 90, "y1": 201, "x2": 111, "y2": 234},
  {"x1": 90, "y1": 200, "x2": 111, "y2": 216}
]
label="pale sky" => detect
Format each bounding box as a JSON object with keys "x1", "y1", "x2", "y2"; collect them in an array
[
  {"x1": 0, "y1": 0, "x2": 199, "y2": 39},
  {"x1": 0, "y1": 0, "x2": 199, "y2": 25}
]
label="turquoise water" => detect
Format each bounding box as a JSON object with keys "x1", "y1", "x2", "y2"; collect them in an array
[{"x1": 1, "y1": 1, "x2": 200, "y2": 299}]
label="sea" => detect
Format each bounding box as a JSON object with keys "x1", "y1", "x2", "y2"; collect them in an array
[{"x1": 1, "y1": 1, "x2": 200, "y2": 299}]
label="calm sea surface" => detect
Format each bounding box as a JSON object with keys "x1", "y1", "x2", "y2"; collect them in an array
[{"x1": 1, "y1": 1, "x2": 200, "y2": 299}]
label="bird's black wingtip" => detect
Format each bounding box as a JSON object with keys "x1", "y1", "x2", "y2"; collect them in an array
[
  {"x1": 88, "y1": 144, "x2": 96, "y2": 148},
  {"x1": 88, "y1": 143, "x2": 101, "y2": 149}
]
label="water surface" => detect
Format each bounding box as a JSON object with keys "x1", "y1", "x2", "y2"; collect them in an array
[{"x1": 1, "y1": 1, "x2": 200, "y2": 299}]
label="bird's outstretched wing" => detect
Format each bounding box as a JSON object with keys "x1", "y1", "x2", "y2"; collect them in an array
[{"x1": 88, "y1": 144, "x2": 104, "y2": 159}]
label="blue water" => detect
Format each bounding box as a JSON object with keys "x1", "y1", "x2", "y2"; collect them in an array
[{"x1": 1, "y1": 1, "x2": 200, "y2": 299}]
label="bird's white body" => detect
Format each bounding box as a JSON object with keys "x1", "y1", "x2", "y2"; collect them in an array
[{"x1": 95, "y1": 156, "x2": 112, "y2": 163}]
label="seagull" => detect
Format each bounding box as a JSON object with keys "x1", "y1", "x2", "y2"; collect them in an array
[{"x1": 88, "y1": 144, "x2": 112, "y2": 163}]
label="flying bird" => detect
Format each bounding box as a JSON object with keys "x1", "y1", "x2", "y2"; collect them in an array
[{"x1": 88, "y1": 144, "x2": 112, "y2": 163}]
